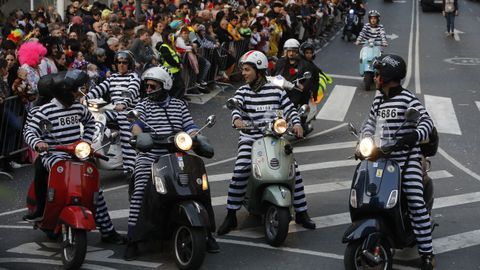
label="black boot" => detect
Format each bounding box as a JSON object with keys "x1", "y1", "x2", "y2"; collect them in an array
[
  {"x1": 295, "y1": 211, "x2": 316, "y2": 229},
  {"x1": 420, "y1": 254, "x2": 435, "y2": 270},
  {"x1": 22, "y1": 210, "x2": 44, "y2": 222},
  {"x1": 123, "y1": 241, "x2": 139, "y2": 261},
  {"x1": 217, "y1": 209, "x2": 237, "y2": 236},
  {"x1": 206, "y1": 231, "x2": 220, "y2": 253},
  {"x1": 101, "y1": 230, "x2": 127, "y2": 245}
]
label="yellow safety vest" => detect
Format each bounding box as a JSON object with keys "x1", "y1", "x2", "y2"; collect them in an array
[
  {"x1": 160, "y1": 44, "x2": 180, "y2": 74},
  {"x1": 314, "y1": 72, "x2": 333, "y2": 104}
]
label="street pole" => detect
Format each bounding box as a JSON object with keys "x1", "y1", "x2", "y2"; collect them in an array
[{"x1": 30, "y1": 0, "x2": 34, "y2": 11}]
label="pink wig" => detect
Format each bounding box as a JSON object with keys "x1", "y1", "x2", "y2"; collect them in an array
[{"x1": 18, "y1": 41, "x2": 47, "y2": 67}]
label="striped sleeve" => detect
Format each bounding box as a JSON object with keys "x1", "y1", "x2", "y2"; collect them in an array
[
  {"x1": 87, "y1": 78, "x2": 110, "y2": 99},
  {"x1": 180, "y1": 101, "x2": 199, "y2": 134},
  {"x1": 408, "y1": 95, "x2": 434, "y2": 142},
  {"x1": 362, "y1": 93, "x2": 382, "y2": 136},
  {"x1": 23, "y1": 109, "x2": 45, "y2": 150},
  {"x1": 121, "y1": 73, "x2": 141, "y2": 108},
  {"x1": 132, "y1": 99, "x2": 147, "y2": 130},
  {"x1": 379, "y1": 25, "x2": 388, "y2": 46},
  {"x1": 231, "y1": 85, "x2": 246, "y2": 126}
]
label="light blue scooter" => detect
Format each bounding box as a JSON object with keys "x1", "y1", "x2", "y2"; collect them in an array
[{"x1": 359, "y1": 39, "x2": 382, "y2": 91}]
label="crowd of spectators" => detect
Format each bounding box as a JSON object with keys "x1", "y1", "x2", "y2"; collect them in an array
[{"x1": 0, "y1": 0, "x2": 347, "y2": 173}]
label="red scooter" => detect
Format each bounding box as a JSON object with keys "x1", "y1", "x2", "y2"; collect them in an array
[{"x1": 25, "y1": 127, "x2": 108, "y2": 269}]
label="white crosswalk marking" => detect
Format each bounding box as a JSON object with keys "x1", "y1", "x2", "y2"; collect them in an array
[
  {"x1": 424, "y1": 95, "x2": 462, "y2": 135},
  {"x1": 476, "y1": 101, "x2": 480, "y2": 112},
  {"x1": 317, "y1": 85, "x2": 356, "y2": 122}
]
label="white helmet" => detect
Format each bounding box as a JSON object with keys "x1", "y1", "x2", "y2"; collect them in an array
[
  {"x1": 142, "y1": 66, "x2": 173, "y2": 91},
  {"x1": 283, "y1": 38, "x2": 300, "y2": 50},
  {"x1": 239, "y1": 50, "x2": 268, "y2": 70}
]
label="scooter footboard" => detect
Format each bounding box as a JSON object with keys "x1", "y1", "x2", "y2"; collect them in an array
[
  {"x1": 58, "y1": 206, "x2": 96, "y2": 230},
  {"x1": 171, "y1": 201, "x2": 210, "y2": 228},
  {"x1": 262, "y1": 185, "x2": 292, "y2": 208},
  {"x1": 342, "y1": 218, "x2": 387, "y2": 243}
]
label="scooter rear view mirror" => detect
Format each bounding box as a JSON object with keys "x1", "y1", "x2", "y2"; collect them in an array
[
  {"x1": 226, "y1": 98, "x2": 240, "y2": 110},
  {"x1": 303, "y1": 72, "x2": 312, "y2": 80},
  {"x1": 127, "y1": 110, "x2": 140, "y2": 120},
  {"x1": 405, "y1": 108, "x2": 420, "y2": 123},
  {"x1": 348, "y1": 122, "x2": 359, "y2": 137},
  {"x1": 39, "y1": 119, "x2": 53, "y2": 133},
  {"x1": 206, "y1": 115, "x2": 216, "y2": 127},
  {"x1": 110, "y1": 131, "x2": 120, "y2": 144}
]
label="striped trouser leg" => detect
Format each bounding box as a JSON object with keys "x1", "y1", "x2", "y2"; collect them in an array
[
  {"x1": 402, "y1": 159, "x2": 433, "y2": 255},
  {"x1": 293, "y1": 161, "x2": 308, "y2": 212},
  {"x1": 106, "y1": 110, "x2": 136, "y2": 173},
  {"x1": 95, "y1": 189, "x2": 114, "y2": 235},
  {"x1": 42, "y1": 154, "x2": 70, "y2": 171},
  {"x1": 226, "y1": 139, "x2": 254, "y2": 210},
  {"x1": 128, "y1": 154, "x2": 156, "y2": 227}
]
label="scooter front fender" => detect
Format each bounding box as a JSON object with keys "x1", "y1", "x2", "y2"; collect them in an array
[
  {"x1": 262, "y1": 185, "x2": 292, "y2": 208},
  {"x1": 342, "y1": 218, "x2": 384, "y2": 243},
  {"x1": 170, "y1": 201, "x2": 210, "y2": 228},
  {"x1": 58, "y1": 206, "x2": 96, "y2": 231}
]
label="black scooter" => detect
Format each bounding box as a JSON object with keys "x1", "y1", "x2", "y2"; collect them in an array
[
  {"x1": 342, "y1": 108, "x2": 435, "y2": 270},
  {"x1": 129, "y1": 111, "x2": 216, "y2": 270},
  {"x1": 342, "y1": 9, "x2": 361, "y2": 42}
]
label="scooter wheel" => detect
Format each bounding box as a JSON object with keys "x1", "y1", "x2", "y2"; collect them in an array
[
  {"x1": 344, "y1": 239, "x2": 392, "y2": 270},
  {"x1": 264, "y1": 205, "x2": 290, "y2": 247},
  {"x1": 61, "y1": 227, "x2": 87, "y2": 270},
  {"x1": 173, "y1": 225, "x2": 206, "y2": 270}
]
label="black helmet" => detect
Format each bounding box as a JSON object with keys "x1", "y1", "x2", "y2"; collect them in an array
[
  {"x1": 373, "y1": 54, "x2": 407, "y2": 83},
  {"x1": 299, "y1": 42, "x2": 316, "y2": 57},
  {"x1": 368, "y1": 10, "x2": 380, "y2": 18},
  {"x1": 49, "y1": 70, "x2": 89, "y2": 106},
  {"x1": 114, "y1": 50, "x2": 135, "y2": 71}
]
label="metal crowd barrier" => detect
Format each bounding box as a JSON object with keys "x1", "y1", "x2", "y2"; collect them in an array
[{"x1": 0, "y1": 96, "x2": 28, "y2": 180}]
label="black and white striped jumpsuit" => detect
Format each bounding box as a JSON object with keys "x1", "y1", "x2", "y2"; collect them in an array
[
  {"x1": 362, "y1": 87, "x2": 434, "y2": 255},
  {"x1": 86, "y1": 72, "x2": 141, "y2": 173},
  {"x1": 356, "y1": 23, "x2": 388, "y2": 47},
  {"x1": 23, "y1": 99, "x2": 117, "y2": 235},
  {"x1": 226, "y1": 82, "x2": 308, "y2": 213},
  {"x1": 127, "y1": 97, "x2": 199, "y2": 230}
]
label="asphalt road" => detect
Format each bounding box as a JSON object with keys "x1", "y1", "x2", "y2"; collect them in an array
[{"x1": 1, "y1": 1, "x2": 480, "y2": 269}]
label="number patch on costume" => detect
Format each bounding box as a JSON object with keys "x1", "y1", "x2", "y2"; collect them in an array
[
  {"x1": 58, "y1": 115, "x2": 80, "y2": 126},
  {"x1": 378, "y1": 108, "x2": 398, "y2": 120},
  {"x1": 255, "y1": 105, "x2": 272, "y2": 112}
]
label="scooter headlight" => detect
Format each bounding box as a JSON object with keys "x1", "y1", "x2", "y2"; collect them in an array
[
  {"x1": 273, "y1": 118, "x2": 288, "y2": 135},
  {"x1": 350, "y1": 189, "x2": 357, "y2": 208},
  {"x1": 386, "y1": 190, "x2": 398, "y2": 209},
  {"x1": 174, "y1": 132, "x2": 193, "y2": 151},
  {"x1": 75, "y1": 142, "x2": 91, "y2": 160},
  {"x1": 359, "y1": 137, "x2": 375, "y2": 157}
]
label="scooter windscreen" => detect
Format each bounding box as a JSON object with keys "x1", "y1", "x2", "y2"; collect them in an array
[{"x1": 359, "y1": 117, "x2": 396, "y2": 158}]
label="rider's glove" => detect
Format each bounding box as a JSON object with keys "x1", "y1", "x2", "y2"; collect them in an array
[{"x1": 395, "y1": 132, "x2": 419, "y2": 151}]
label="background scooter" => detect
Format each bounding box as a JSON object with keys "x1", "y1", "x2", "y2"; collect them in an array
[
  {"x1": 358, "y1": 39, "x2": 382, "y2": 91},
  {"x1": 227, "y1": 98, "x2": 298, "y2": 246},
  {"x1": 342, "y1": 108, "x2": 436, "y2": 270},
  {"x1": 25, "y1": 120, "x2": 109, "y2": 270},
  {"x1": 129, "y1": 112, "x2": 216, "y2": 270}
]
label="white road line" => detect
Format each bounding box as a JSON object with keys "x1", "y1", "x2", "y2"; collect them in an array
[
  {"x1": 216, "y1": 238, "x2": 344, "y2": 260},
  {"x1": 402, "y1": 0, "x2": 415, "y2": 89},
  {"x1": 475, "y1": 101, "x2": 480, "y2": 112},
  {"x1": 0, "y1": 259, "x2": 116, "y2": 270},
  {"x1": 317, "y1": 85, "x2": 356, "y2": 122},
  {"x1": 438, "y1": 147, "x2": 480, "y2": 182},
  {"x1": 424, "y1": 95, "x2": 462, "y2": 135},
  {"x1": 414, "y1": 0, "x2": 421, "y2": 94},
  {"x1": 228, "y1": 188, "x2": 478, "y2": 239},
  {"x1": 329, "y1": 74, "x2": 363, "y2": 81}
]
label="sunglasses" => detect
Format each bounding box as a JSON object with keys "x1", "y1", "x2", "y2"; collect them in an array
[
  {"x1": 116, "y1": 61, "x2": 129, "y2": 65},
  {"x1": 146, "y1": 83, "x2": 158, "y2": 89}
]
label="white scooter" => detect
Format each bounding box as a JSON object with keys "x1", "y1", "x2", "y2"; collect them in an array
[
  {"x1": 86, "y1": 98, "x2": 124, "y2": 171},
  {"x1": 267, "y1": 72, "x2": 318, "y2": 137}
]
